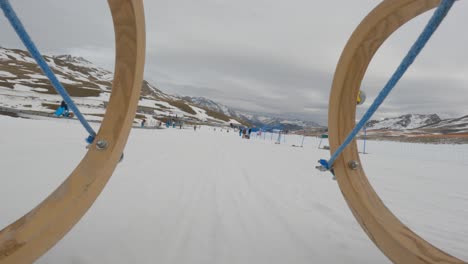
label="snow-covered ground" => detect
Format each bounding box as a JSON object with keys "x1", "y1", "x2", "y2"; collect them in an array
[{"x1": 1, "y1": 116, "x2": 467, "y2": 263}]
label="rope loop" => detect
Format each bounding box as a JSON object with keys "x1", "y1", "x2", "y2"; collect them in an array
[{"x1": 318, "y1": 0, "x2": 456, "y2": 173}]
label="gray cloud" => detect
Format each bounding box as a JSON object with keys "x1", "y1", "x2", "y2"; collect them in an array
[{"x1": 1, "y1": 0, "x2": 467, "y2": 126}]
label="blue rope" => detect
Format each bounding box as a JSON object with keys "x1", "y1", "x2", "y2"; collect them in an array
[
  {"x1": 319, "y1": 0, "x2": 456, "y2": 171},
  {"x1": 0, "y1": 0, "x2": 96, "y2": 143}
]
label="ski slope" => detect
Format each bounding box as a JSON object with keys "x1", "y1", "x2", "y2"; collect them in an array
[{"x1": 1, "y1": 116, "x2": 467, "y2": 263}]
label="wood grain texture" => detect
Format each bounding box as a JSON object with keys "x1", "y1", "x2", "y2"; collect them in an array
[
  {"x1": 329, "y1": 0, "x2": 465, "y2": 263},
  {"x1": 0, "y1": 0, "x2": 145, "y2": 263}
]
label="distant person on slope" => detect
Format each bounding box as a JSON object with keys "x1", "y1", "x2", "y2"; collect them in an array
[
  {"x1": 55, "y1": 100, "x2": 70, "y2": 117},
  {"x1": 60, "y1": 100, "x2": 68, "y2": 111}
]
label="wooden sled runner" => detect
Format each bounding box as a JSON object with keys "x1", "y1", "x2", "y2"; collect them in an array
[
  {"x1": 329, "y1": 0, "x2": 465, "y2": 263},
  {"x1": 0, "y1": 0, "x2": 146, "y2": 263}
]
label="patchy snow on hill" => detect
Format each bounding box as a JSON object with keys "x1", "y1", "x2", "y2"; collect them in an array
[
  {"x1": 418, "y1": 115, "x2": 468, "y2": 134},
  {"x1": 0, "y1": 70, "x2": 16, "y2": 78},
  {"x1": 0, "y1": 47, "x2": 323, "y2": 130},
  {"x1": 0, "y1": 47, "x2": 236, "y2": 126},
  {"x1": 367, "y1": 114, "x2": 441, "y2": 130}
]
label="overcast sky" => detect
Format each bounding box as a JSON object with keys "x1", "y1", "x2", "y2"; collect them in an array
[{"x1": 1, "y1": 0, "x2": 467, "y2": 125}]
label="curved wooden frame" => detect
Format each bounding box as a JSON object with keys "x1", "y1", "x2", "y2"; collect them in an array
[
  {"x1": 329, "y1": 0, "x2": 465, "y2": 263},
  {"x1": 0, "y1": 0, "x2": 145, "y2": 263}
]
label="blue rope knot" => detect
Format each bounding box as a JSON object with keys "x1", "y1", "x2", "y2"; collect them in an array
[
  {"x1": 317, "y1": 0, "x2": 456, "y2": 173},
  {"x1": 318, "y1": 159, "x2": 331, "y2": 171},
  {"x1": 86, "y1": 135, "x2": 96, "y2": 144}
]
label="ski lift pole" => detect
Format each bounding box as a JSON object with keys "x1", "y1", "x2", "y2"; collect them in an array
[{"x1": 363, "y1": 125, "x2": 367, "y2": 154}]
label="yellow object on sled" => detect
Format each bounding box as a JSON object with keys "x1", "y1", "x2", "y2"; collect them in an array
[{"x1": 357, "y1": 90, "x2": 366, "y2": 105}]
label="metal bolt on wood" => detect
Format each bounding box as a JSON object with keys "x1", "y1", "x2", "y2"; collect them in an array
[
  {"x1": 347, "y1": 160, "x2": 360, "y2": 170},
  {"x1": 96, "y1": 140, "x2": 108, "y2": 150}
]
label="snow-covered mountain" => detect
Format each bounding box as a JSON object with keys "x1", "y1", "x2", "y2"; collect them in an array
[
  {"x1": 363, "y1": 113, "x2": 468, "y2": 144},
  {"x1": 182, "y1": 96, "x2": 323, "y2": 131},
  {"x1": 244, "y1": 114, "x2": 323, "y2": 131},
  {"x1": 0, "y1": 47, "x2": 242, "y2": 126},
  {"x1": 366, "y1": 114, "x2": 442, "y2": 130},
  {"x1": 0, "y1": 47, "x2": 323, "y2": 130},
  {"x1": 181, "y1": 96, "x2": 233, "y2": 116},
  {"x1": 417, "y1": 115, "x2": 468, "y2": 134}
]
